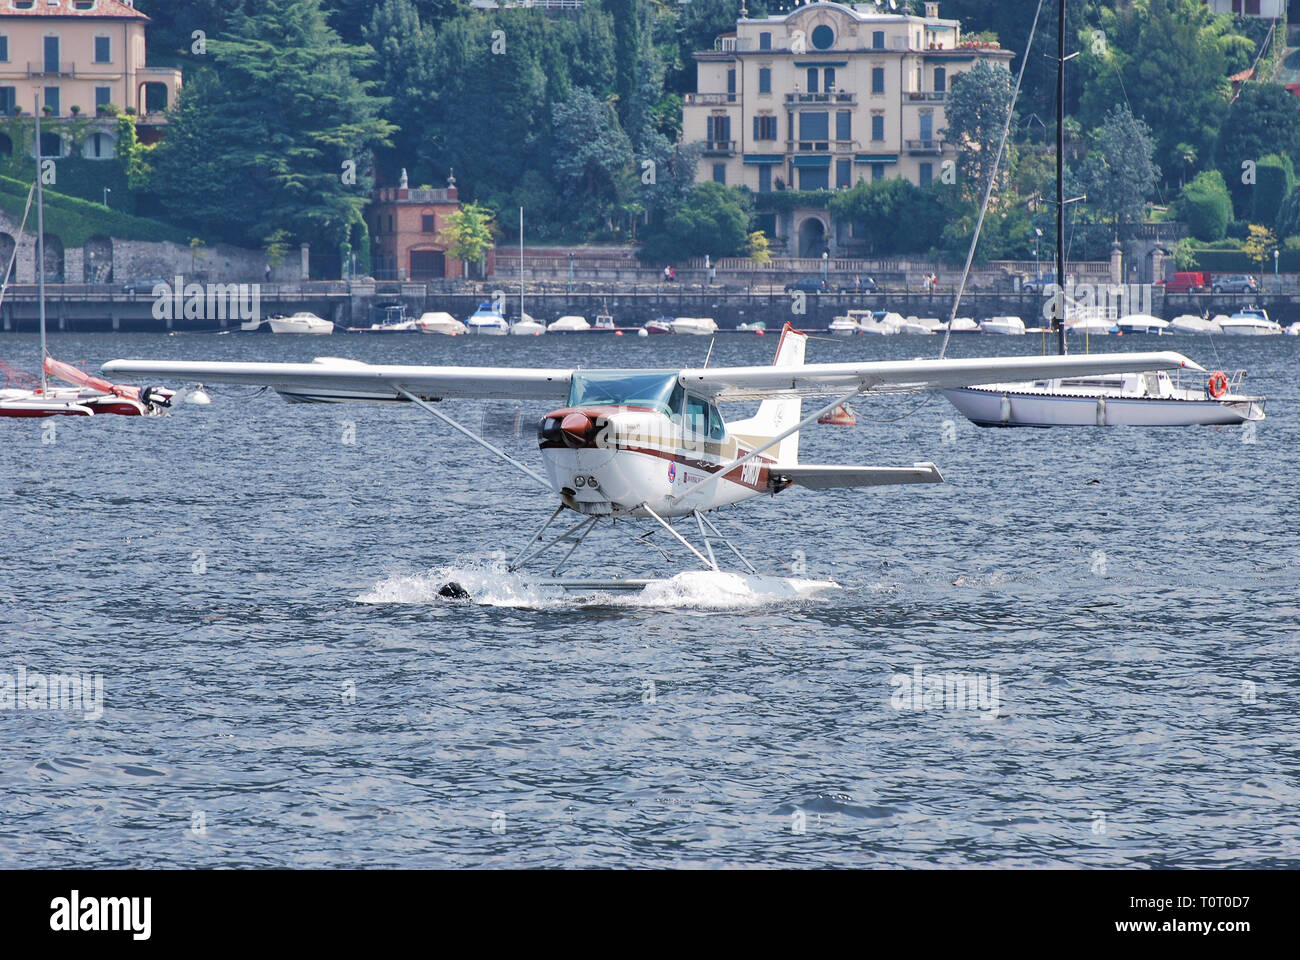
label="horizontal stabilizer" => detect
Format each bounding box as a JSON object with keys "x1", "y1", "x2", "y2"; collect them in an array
[{"x1": 774, "y1": 462, "x2": 943, "y2": 489}]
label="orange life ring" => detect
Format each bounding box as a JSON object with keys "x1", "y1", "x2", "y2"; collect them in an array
[{"x1": 1207, "y1": 370, "x2": 1228, "y2": 399}]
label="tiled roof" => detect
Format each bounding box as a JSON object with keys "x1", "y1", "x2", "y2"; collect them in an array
[{"x1": 0, "y1": 1, "x2": 148, "y2": 19}]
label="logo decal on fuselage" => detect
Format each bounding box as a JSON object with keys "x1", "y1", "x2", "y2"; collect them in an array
[{"x1": 667, "y1": 462, "x2": 676, "y2": 482}]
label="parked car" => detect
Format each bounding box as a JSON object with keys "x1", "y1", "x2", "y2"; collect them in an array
[
  {"x1": 1212, "y1": 274, "x2": 1258, "y2": 293},
  {"x1": 784, "y1": 277, "x2": 827, "y2": 294},
  {"x1": 1159, "y1": 271, "x2": 1210, "y2": 293},
  {"x1": 123, "y1": 278, "x2": 170, "y2": 295},
  {"x1": 838, "y1": 276, "x2": 879, "y2": 293}
]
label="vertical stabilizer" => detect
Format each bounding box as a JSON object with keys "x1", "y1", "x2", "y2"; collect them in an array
[{"x1": 731, "y1": 322, "x2": 806, "y2": 465}]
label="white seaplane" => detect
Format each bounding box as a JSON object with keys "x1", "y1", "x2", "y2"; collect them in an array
[{"x1": 104, "y1": 325, "x2": 1202, "y2": 597}]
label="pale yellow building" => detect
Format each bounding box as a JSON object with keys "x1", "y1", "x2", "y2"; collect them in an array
[
  {"x1": 682, "y1": 1, "x2": 1012, "y2": 256},
  {"x1": 0, "y1": 0, "x2": 181, "y2": 157}
]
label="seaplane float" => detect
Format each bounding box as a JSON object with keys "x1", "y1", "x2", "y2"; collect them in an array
[{"x1": 103, "y1": 325, "x2": 1202, "y2": 598}]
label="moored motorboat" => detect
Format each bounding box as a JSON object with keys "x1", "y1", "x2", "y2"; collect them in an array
[
  {"x1": 510, "y1": 315, "x2": 547, "y2": 336},
  {"x1": 828, "y1": 315, "x2": 860, "y2": 336},
  {"x1": 268, "y1": 312, "x2": 334, "y2": 335},
  {"x1": 1169, "y1": 314, "x2": 1221, "y2": 335},
  {"x1": 670, "y1": 316, "x2": 718, "y2": 335},
  {"x1": 980, "y1": 316, "x2": 1025, "y2": 335},
  {"x1": 1115, "y1": 314, "x2": 1170, "y2": 335},
  {"x1": 418, "y1": 311, "x2": 468, "y2": 335},
  {"x1": 465, "y1": 302, "x2": 510, "y2": 335},
  {"x1": 548, "y1": 315, "x2": 592, "y2": 333},
  {"x1": 937, "y1": 317, "x2": 980, "y2": 333},
  {"x1": 1219, "y1": 308, "x2": 1282, "y2": 336},
  {"x1": 642, "y1": 318, "x2": 673, "y2": 335}
]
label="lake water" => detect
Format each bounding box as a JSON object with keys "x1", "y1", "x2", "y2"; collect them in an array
[{"x1": 2, "y1": 328, "x2": 1297, "y2": 867}]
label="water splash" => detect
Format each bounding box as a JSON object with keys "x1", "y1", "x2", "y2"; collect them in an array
[{"x1": 355, "y1": 562, "x2": 838, "y2": 610}]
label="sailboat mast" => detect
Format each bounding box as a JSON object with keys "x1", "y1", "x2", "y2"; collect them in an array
[
  {"x1": 519, "y1": 206, "x2": 524, "y2": 324},
  {"x1": 1055, "y1": 0, "x2": 1067, "y2": 356},
  {"x1": 34, "y1": 94, "x2": 48, "y2": 390}
]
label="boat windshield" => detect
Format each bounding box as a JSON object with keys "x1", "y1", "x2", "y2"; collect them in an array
[{"x1": 568, "y1": 371, "x2": 682, "y2": 415}]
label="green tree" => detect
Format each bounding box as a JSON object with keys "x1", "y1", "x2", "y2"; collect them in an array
[
  {"x1": 151, "y1": 0, "x2": 394, "y2": 254},
  {"x1": 1176, "y1": 170, "x2": 1232, "y2": 242},
  {"x1": 1218, "y1": 84, "x2": 1300, "y2": 217},
  {"x1": 638, "y1": 181, "x2": 752, "y2": 262},
  {"x1": 551, "y1": 87, "x2": 636, "y2": 234},
  {"x1": 1242, "y1": 223, "x2": 1278, "y2": 275},
  {"x1": 942, "y1": 60, "x2": 1016, "y2": 203},
  {"x1": 827, "y1": 179, "x2": 947, "y2": 256},
  {"x1": 364, "y1": 0, "x2": 439, "y2": 179},
  {"x1": 1253, "y1": 154, "x2": 1295, "y2": 230},
  {"x1": 746, "y1": 230, "x2": 772, "y2": 266},
  {"x1": 438, "y1": 200, "x2": 496, "y2": 275},
  {"x1": 1076, "y1": 104, "x2": 1160, "y2": 230},
  {"x1": 1277, "y1": 187, "x2": 1300, "y2": 240},
  {"x1": 1078, "y1": 0, "x2": 1228, "y2": 179}
]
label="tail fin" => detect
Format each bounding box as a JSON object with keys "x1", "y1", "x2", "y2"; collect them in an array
[{"x1": 734, "y1": 322, "x2": 806, "y2": 465}]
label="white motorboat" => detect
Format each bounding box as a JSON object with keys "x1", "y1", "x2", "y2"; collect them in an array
[
  {"x1": 942, "y1": 368, "x2": 1265, "y2": 427},
  {"x1": 937, "y1": 317, "x2": 980, "y2": 334},
  {"x1": 828, "y1": 315, "x2": 860, "y2": 336},
  {"x1": 980, "y1": 316, "x2": 1025, "y2": 335},
  {"x1": 510, "y1": 315, "x2": 547, "y2": 336},
  {"x1": 350, "y1": 305, "x2": 421, "y2": 333},
  {"x1": 1115, "y1": 314, "x2": 1170, "y2": 335},
  {"x1": 669, "y1": 317, "x2": 718, "y2": 335},
  {"x1": 1067, "y1": 315, "x2": 1117, "y2": 335},
  {"x1": 593, "y1": 313, "x2": 617, "y2": 331},
  {"x1": 643, "y1": 318, "x2": 673, "y2": 335},
  {"x1": 857, "y1": 310, "x2": 901, "y2": 335},
  {"x1": 269, "y1": 312, "x2": 333, "y2": 335},
  {"x1": 417, "y1": 311, "x2": 467, "y2": 335},
  {"x1": 466, "y1": 302, "x2": 510, "y2": 335},
  {"x1": 1287, "y1": 322, "x2": 1300, "y2": 336},
  {"x1": 1219, "y1": 308, "x2": 1282, "y2": 336},
  {"x1": 896, "y1": 316, "x2": 936, "y2": 335},
  {"x1": 1169, "y1": 314, "x2": 1221, "y2": 335},
  {"x1": 548, "y1": 315, "x2": 591, "y2": 333}
]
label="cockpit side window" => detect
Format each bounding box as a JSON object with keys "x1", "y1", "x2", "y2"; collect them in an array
[{"x1": 684, "y1": 394, "x2": 726, "y2": 441}]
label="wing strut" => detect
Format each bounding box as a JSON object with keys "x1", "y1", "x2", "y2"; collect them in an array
[
  {"x1": 672, "y1": 387, "x2": 861, "y2": 510},
  {"x1": 393, "y1": 385, "x2": 550, "y2": 489}
]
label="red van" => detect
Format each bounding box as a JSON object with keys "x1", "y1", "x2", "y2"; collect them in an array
[{"x1": 1160, "y1": 272, "x2": 1210, "y2": 293}]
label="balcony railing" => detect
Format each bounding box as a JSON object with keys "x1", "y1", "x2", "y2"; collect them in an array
[
  {"x1": 703, "y1": 139, "x2": 737, "y2": 156},
  {"x1": 28, "y1": 61, "x2": 75, "y2": 79},
  {"x1": 785, "y1": 91, "x2": 856, "y2": 104},
  {"x1": 684, "y1": 92, "x2": 737, "y2": 106},
  {"x1": 906, "y1": 91, "x2": 947, "y2": 102},
  {"x1": 905, "y1": 138, "x2": 945, "y2": 154}
]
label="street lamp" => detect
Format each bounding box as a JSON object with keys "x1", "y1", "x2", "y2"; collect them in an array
[
  {"x1": 1034, "y1": 227, "x2": 1042, "y2": 279},
  {"x1": 103, "y1": 187, "x2": 111, "y2": 207},
  {"x1": 1274, "y1": 248, "x2": 1279, "y2": 293},
  {"x1": 822, "y1": 250, "x2": 829, "y2": 287}
]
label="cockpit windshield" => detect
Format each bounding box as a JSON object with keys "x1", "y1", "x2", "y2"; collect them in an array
[{"x1": 568, "y1": 371, "x2": 683, "y2": 415}]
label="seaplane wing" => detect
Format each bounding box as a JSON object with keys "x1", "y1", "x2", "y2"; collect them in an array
[
  {"x1": 774, "y1": 462, "x2": 943, "y2": 489},
  {"x1": 679, "y1": 351, "x2": 1205, "y2": 401},
  {"x1": 100, "y1": 358, "x2": 574, "y2": 403}
]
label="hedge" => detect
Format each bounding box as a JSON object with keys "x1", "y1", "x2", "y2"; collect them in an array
[
  {"x1": 0, "y1": 173, "x2": 192, "y2": 247},
  {"x1": 1188, "y1": 248, "x2": 1300, "y2": 273}
]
